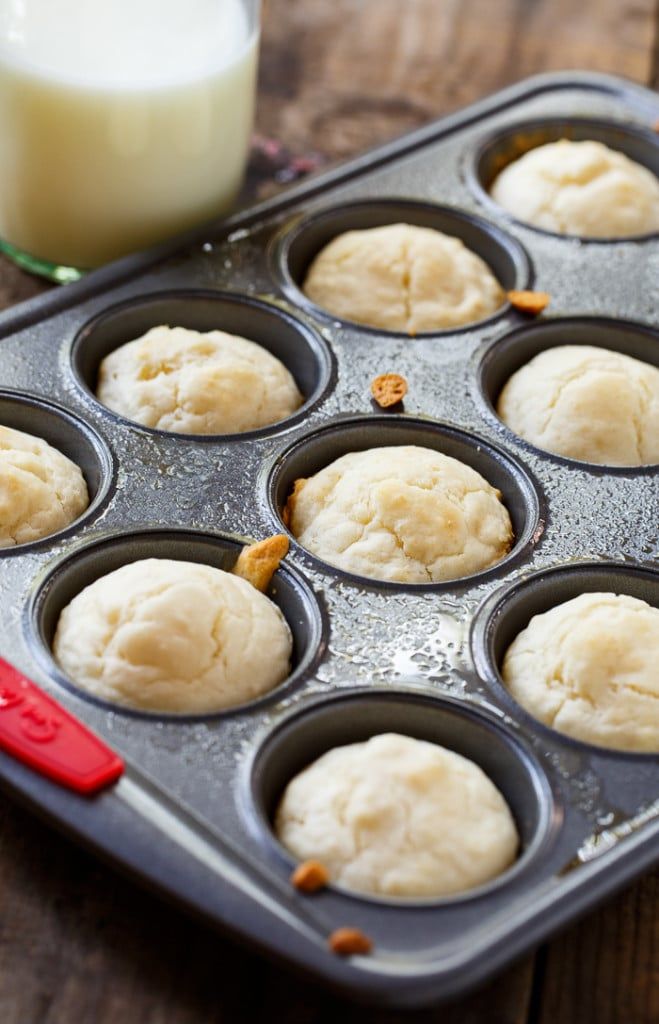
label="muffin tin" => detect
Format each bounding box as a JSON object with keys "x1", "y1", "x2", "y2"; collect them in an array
[{"x1": 0, "y1": 71, "x2": 657, "y2": 1008}]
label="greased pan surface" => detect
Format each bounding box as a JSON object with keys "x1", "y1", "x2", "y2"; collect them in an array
[{"x1": 0, "y1": 72, "x2": 657, "y2": 1008}]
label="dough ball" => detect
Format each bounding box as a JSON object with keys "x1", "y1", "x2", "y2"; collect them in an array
[
  {"x1": 497, "y1": 345, "x2": 659, "y2": 466},
  {"x1": 0, "y1": 425, "x2": 89, "y2": 548},
  {"x1": 302, "y1": 223, "x2": 504, "y2": 332},
  {"x1": 97, "y1": 325, "x2": 303, "y2": 434},
  {"x1": 53, "y1": 558, "x2": 292, "y2": 713},
  {"x1": 275, "y1": 733, "x2": 519, "y2": 898},
  {"x1": 490, "y1": 139, "x2": 659, "y2": 237},
  {"x1": 286, "y1": 446, "x2": 513, "y2": 583},
  {"x1": 502, "y1": 592, "x2": 659, "y2": 752}
]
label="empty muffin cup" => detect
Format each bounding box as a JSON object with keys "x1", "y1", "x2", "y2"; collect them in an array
[
  {"x1": 469, "y1": 116, "x2": 659, "y2": 241},
  {"x1": 476, "y1": 316, "x2": 659, "y2": 471},
  {"x1": 246, "y1": 687, "x2": 557, "y2": 905},
  {"x1": 29, "y1": 528, "x2": 327, "y2": 718},
  {"x1": 273, "y1": 198, "x2": 532, "y2": 335},
  {"x1": 471, "y1": 560, "x2": 659, "y2": 755},
  {"x1": 268, "y1": 414, "x2": 543, "y2": 590},
  {"x1": 71, "y1": 289, "x2": 335, "y2": 440},
  {"x1": 0, "y1": 389, "x2": 115, "y2": 554}
]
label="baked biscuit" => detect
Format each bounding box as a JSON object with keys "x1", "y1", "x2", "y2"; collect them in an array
[
  {"x1": 97, "y1": 325, "x2": 302, "y2": 434},
  {"x1": 302, "y1": 223, "x2": 504, "y2": 332},
  {"x1": 285, "y1": 445, "x2": 513, "y2": 583},
  {"x1": 502, "y1": 592, "x2": 659, "y2": 751},
  {"x1": 0, "y1": 425, "x2": 89, "y2": 548},
  {"x1": 54, "y1": 558, "x2": 292, "y2": 713},
  {"x1": 276, "y1": 733, "x2": 519, "y2": 898},
  {"x1": 497, "y1": 345, "x2": 659, "y2": 466},
  {"x1": 490, "y1": 139, "x2": 659, "y2": 237}
]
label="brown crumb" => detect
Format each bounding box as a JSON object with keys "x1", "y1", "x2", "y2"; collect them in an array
[
  {"x1": 282, "y1": 477, "x2": 306, "y2": 529},
  {"x1": 328, "y1": 927, "x2": 373, "y2": 957},
  {"x1": 371, "y1": 373, "x2": 408, "y2": 408},
  {"x1": 653, "y1": 119, "x2": 659, "y2": 133},
  {"x1": 232, "y1": 534, "x2": 289, "y2": 592},
  {"x1": 291, "y1": 860, "x2": 330, "y2": 893},
  {"x1": 507, "y1": 290, "x2": 550, "y2": 315}
]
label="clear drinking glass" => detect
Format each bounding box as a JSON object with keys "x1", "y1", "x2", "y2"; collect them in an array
[{"x1": 0, "y1": 0, "x2": 260, "y2": 281}]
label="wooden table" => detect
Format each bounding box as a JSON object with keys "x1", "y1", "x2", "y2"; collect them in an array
[{"x1": 1, "y1": 2, "x2": 658, "y2": 1020}]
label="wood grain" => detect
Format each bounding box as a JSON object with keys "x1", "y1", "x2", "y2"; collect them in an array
[
  {"x1": 0, "y1": 1, "x2": 658, "y2": 1021},
  {"x1": 256, "y1": 0, "x2": 656, "y2": 159},
  {"x1": 536, "y1": 870, "x2": 659, "y2": 1024}
]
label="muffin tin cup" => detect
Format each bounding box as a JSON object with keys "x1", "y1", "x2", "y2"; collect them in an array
[
  {"x1": 267, "y1": 413, "x2": 544, "y2": 591},
  {"x1": 0, "y1": 389, "x2": 116, "y2": 556},
  {"x1": 27, "y1": 527, "x2": 329, "y2": 721},
  {"x1": 470, "y1": 559, "x2": 659, "y2": 758},
  {"x1": 70, "y1": 289, "x2": 337, "y2": 441},
  {"x1": 245, "y1": 686, "x2": 560, "y2": 908},
  {"x1": 467, "y1": 115, "x2": 659, "y2": 243},
  {"x1": 474, "y1": 315, "x2": 659, "y2": 474},
  {"x1": 272, "y1": 198, "x2": 533, "y2": 336}
]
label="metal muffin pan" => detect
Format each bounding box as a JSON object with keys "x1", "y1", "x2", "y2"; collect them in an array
[{"x1": 0, "y1": 71, "x2": 656, "y2": 1008}]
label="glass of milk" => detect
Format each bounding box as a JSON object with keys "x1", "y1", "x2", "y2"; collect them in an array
[{"x1": 0, "y1": 0, "x2": 260, "y2": 280}]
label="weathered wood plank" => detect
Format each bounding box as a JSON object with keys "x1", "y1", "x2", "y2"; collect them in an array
[
  {"x1": 536, "y1": 867, "x2": 659, "y2": 1024},
  {"x1": 256, "y1": 0, "x2": 655, "y2": 159}
]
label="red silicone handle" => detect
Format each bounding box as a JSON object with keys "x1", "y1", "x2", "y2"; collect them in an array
[{"x1": 0, "y1": 659, "x2": 124, "y2": 795}]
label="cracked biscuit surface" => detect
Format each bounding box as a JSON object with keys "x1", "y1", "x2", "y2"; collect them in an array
[
  {"x1": 285, "y1": 445, "x2": 513, "y2": 583},
  {"x1": 490, "y1": 139, "x2": 659, "y2": 237},
  {"x1": 497, "y1": 345, "x2": 659, "y2": 466},
  {"x1": 0, "y1": 425, "x2": 89, "y2": 548},
  {"x1": 53, "y1": 558, "x2": 292, "y2": 713},
  {"x1": 97, "y1": 325, "x2": 303, "y2": 434},
  {"x1": 502, "y1": 592, "x2": 659, "y2": 752},
  {"x1": 302, "y1": 223, "x2": 504, "y2": 332},
  {"x1": 275, "y1": 733, "x2": 519, "y2": 898}
]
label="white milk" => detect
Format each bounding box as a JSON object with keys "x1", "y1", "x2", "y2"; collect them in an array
[{"x1": 0, "y1": 0, "x2": 258, "y2": 267}]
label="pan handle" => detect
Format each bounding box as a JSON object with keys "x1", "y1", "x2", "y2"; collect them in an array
[{"x1": 0, "y1": 658, "x2": 123, "y2": 795}]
